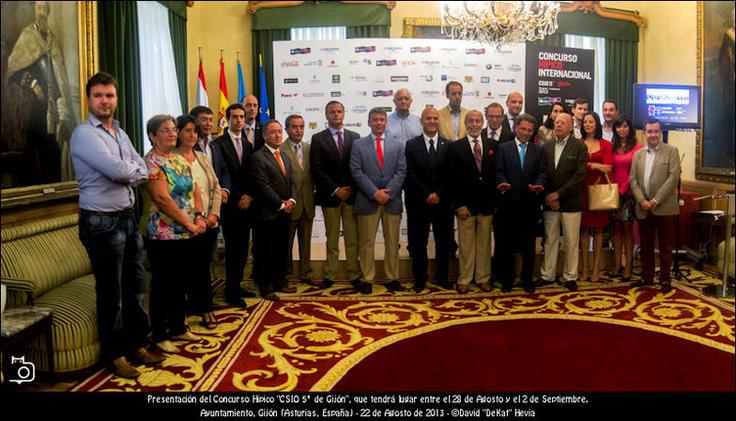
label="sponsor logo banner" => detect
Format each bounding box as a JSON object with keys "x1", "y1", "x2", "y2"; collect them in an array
[
  {"x1": 283, "y1": 78, "x2": 298, "y2": 84},
  {"x1": 332, "y1": 75, "x2": 341, "y2": 83},
  {"x1": 355, "y1": 46, "x2": 376, "y2": 53},
  {"x1": 376, "y1": 59, "x2": 397, "y2": 66},
  {"x1": 465, "y1": 48, "x2": 486, "y2": 55},
  {"x1": 290, "y1": 47, "x2": 311, "y2": 55},
  {"x1": 281, "y1": 60, "x2": 299, "y2": 68},
  {"x1": 410, "y1": 46, "x2": 431, "y2": 53},
  {"x1": 372, "y1": 90, "x2": 394, "y2": 97},
  {"x1": 390, "y1": 76, "x2": 409, "y2": 82}
]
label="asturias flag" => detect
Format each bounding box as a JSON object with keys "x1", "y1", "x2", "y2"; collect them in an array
[
  {"x1": 258, "y1": 54, "x2": 270, "y2": 124},
  {"x1": 217, "y1": 57, "x2": 229, "y2": 135},
  {"x1": 196, "y1": 57, "x2": 208, "y2": 107}
]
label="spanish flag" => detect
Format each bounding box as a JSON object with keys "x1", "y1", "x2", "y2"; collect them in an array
[{"x1": 217, "y1": 57, "x2": 229, "y2": 135}]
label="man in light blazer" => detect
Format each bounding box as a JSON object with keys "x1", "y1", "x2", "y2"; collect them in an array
[
  {"x1": 629, "y1": 118, "x2": 681, "y2": 293},
  {"x1": 281, "y1": 114, "x2": 317, "y2": 286},
  {"x1": 350, "y1": 108, "x2": 407, "y2": 294},
  {"x1": 250, "y1": 120, "x2": 297, "y2": 301},
  {"x1": 438, "y1": 81, "x2": 469, "y2": 141}
]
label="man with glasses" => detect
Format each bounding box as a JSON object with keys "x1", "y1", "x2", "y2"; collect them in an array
[{"x1": 483, "y1": 103, "x2": 515, "y2": 144}]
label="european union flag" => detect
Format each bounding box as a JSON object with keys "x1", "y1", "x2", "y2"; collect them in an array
[{"x1": 258, "y1": 54, "x2": 270, "y2": 124}]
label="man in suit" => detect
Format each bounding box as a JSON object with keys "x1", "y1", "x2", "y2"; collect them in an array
[
  {"x1": 438, "y1": 81, "x2": 469, "y2": 141},
  {"x1": 571, "y1": 98, "x2": 589, "y2": 139},
  {"x1": 447, "y1": 110, "x2": 497, "y2": 294},
  {"x1": 250, "y1": 120, "x2": 297, "y2": 301},
  {"x1": 538, "y1": 113, "x2": 588, "y2": 291},
  {"x1": 483, "y1": 102, "x2": 515, "y2": 144},
  {"x1": 350, "y1": 108, "x2": 407, "y2": 294},
  {"x1": 495, "y1": 114, "x2": 547, "y2": 293},
  {"x1": 404, "y1": 107, "x2": 453, "y2": 292},
  {"x1": 310, "y1": 101, "x2": 362, "y2": 288},
  {"x1": 243, "y1": 94, "x2": 264, "y2": 150},
  {"x1": 629, "y1": 118, "x2": 681, "y2": 293},
  {"x1": 500, "y1": 92, "x2": 524, "y2": 142},
  {"x1": 212, "y1": 103, "x2": 256, "y2": 306},
  {"x1": 281, "y1": 114, "x2": 318, "y2": 286},
  {"x1": 601, "y1": 99, "x2": 619, "y2": 142}
]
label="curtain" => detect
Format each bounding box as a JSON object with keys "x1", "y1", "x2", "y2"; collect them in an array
[
  {"x1": 137, "y1": 1, "x2": 183, "y2": 155},
  {"x1": 346, "y1": 25, "x2": 390, "y2": 38},
  {"x1": 605, "y1": 39, "x2": 638, "y2": 117},
  {"x1": 168, "y1": 8, "x2": 188, "y2": 114},
  {"x1": 530, "y1": 33, "x2": 565, "y2": 48}
]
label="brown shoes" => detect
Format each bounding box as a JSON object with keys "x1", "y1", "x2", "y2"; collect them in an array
[
  {"x1": 111, "y1": 356, "x2": 140, "y2": 379},
  {"x1": 131, "y1": 347, "x2": 165, "y2": 365},
  {"x1": 478, "y1": 282, "x2": 492, "y2": 292},
  {"x1": 456, "y1": 284, "x2": 470, "y2": 294}
]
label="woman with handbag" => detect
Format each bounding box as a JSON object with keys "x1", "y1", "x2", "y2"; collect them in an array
[
  {"x1": 609, "y1": 116, "x2": 643, "y2": 281},
  {"x1": 580, "y1": 112, "x2": 613, "y2": 283}
]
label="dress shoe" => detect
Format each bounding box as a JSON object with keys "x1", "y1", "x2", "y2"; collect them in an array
[
  {"x1": 111, "y1": 357, "x2": 141, "y2": 379},
  {"x1": 660, "y1": 283, "x2": 673, "y2": 293},
  {"x1": 301, "y1": 278, "x2": 321, "y2": 287},
  {"x1": 412, "y1": 282, "x2": 426, "y2": 293},
  {"x1": 226, "y1": 296, "x2": 246, "y2": 308},
  {"x1": 435, "y1": 281, "x2": 453, "y2": 290},
  {"x1": 155, "y1": 340, "x2": 180, "y2": 354},
  {"x1": 262, "y1": 291, "x2": 280, "y2": 301},
  {"x1": 631, "y1": 280, "x2": 654, "y2": 288},
  {"x1": 173, "y1": 330, "x2": 202, "y2": 342},
  {"x1": 386, "y1": 280, "x2": 405, "y2": 292},
  {"x1": 563, "y1": 280, "x2": 578, "y2": 291},
  {"x1": 131, "y1": 347, "x2": 165, "y2": 365},
  {"x1": 351, "y1": 279, "x2": 373, "y2": 295},
  {"x1": 523, "y1": 283, "x2": 536, "y2": 294},
  {"x1": 201, "y1": 312, "x2": 218, "y2": 330},
  {"x1": 239, "y1": 288, "x2": 256, "y2": 298},
  {"x1": 536, "y1": 278, "x2": 555, "y2": 287},
  {"x1": 319, "y1": 278, "x2": 335, "y2": 290},
  {"x1": 478, "y1": 282, "x2": 492, "y2": 292},
  {"x1": 279, "y1": 285, "x2": 297, "y2": 293},
  {"x1": 501, "y1": 285, "x2": 513, "y2": 293},
  {"x1": 456, "y1": 284, "x2": 470, "y2": 294}
]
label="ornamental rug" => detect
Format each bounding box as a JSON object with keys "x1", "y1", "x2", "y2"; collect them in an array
[{"x1": 71, "y1": 273, "x2": 734, "y2": 392}]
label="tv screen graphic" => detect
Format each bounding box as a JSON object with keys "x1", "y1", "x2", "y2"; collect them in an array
[{"x1": 633, "y1": 84, "x2": 701, "y2": 130}]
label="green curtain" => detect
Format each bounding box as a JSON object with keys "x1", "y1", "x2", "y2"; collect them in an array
[
  {"x1": 97, "y1": 1, "x2": 143, "y2": 154},
  {"x1": 168, "y1": 9, "x2": 188, "y2": 114},
  {"x1": 530, "y1": 33, "x2": 566, "y2": 48},
  {"x1": 252, "y1": 29, "x2": 291, "y2": 123},
  {"x1": 346, "y1": 25, "x2": 390, "y2": 38},
  {"x1": 605, "y1": 39, "x2": 638, "y2": 117}
]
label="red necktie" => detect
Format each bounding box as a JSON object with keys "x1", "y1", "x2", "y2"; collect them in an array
[{"x1": 376, "y1": 136, "x2": 384, "y2": 169}]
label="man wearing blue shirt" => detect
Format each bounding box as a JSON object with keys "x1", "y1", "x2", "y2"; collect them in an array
[
  {"x1": 386, "y1": 88, "x2": 422, "y2": 145},
  {"x1": 70, "y1": 72, "x2": 163, "y2": 379}
]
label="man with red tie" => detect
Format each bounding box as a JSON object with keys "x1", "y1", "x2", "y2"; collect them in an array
[{"x1": 350, "y1": 108, "x2": 407, "y2": 294}]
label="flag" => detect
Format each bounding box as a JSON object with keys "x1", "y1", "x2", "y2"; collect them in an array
[
  {"x1": 237, "y1": 59, "x2": 246, "y2": 105},
  {"x1": 217, "y1": 57, "x2": 229, "y2": 135},
  {"x1": 195, "y1": 57, "x2": 209, "y2": 107},
  {"x1": 258, "y1": 54, "x2": 270, "y2": 124}
]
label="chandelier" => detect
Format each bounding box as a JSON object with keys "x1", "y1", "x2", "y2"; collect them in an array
[{"x1": 440, "y1": 1, "x2": 560, "y2": 47}]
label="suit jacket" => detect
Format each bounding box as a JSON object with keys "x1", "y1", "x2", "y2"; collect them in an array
[
  {"x1": 543, "y1": 136, "x2": 588, "y2": 212},
  {"x1": 495, "y1": 140, "x2": 547, "y2": 217},
  {"x1": 447, "y1": 135, "x2": 497, "y2": 215},
  {"x1": 438, "y1": 105, "x2": 469, "y2": 141},
  {"x1": 245, "y1": 121, "x2": 264, "y2": 151},
  {"x1": 482, "y1": 126, "x2": 514, "y2": 144},
  {"x1": 350, "y1": 133, "x2": 406, "y2": 215},
  {"x1": 212, "y1": 129, "x2": 254, "y2": 210},
  {"x1": 629, "y1": 142, "x2": 681, "y2": 218},
  {"x1": 281, "y1": 139, "x2": 315, "y2": 220},
  {"x1": 500, "y1": 114, "x2": 516, "y2": 143},
  {"x1": 404, "y1": 134, "x2": 451, "y2": 212},
  {"x1": 193, "y1": 150, "x2": 223, "y2": 221},
  {"x1": 250, "y1": 146, "x2": 297, "y2": 221},
  {"x1": 309, "y1": 127, "x2": 361, "y2": 207}
]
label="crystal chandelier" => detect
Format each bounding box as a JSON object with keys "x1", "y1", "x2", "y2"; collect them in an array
[{"x1": 440, "y1": 1, "x2": 560, "y2": 47}]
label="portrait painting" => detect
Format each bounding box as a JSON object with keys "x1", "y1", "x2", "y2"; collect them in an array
[
  {"x1": 698, "y1": 1, "x2": 735, "y2": 182},
  {"x1": 1, "y1": 1, "x2": 85, "y2": 191}
]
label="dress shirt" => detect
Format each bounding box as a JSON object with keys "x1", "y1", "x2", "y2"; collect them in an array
[
  {"x1": 71, "y1": 113, "x2": 148, "y2": 212},
  {"x1": 228, "y1": 129, "x2": 243, "y2": 162},
  {"x1": 573, "y1": 121, "x2": 582, "y2": 140},
  {"x1": 244, "y1": 123, "x2": 256, "y2": 145},
  {"x1": 506, "y1": 114, "x2": 518, "y2": 132},
  {"x1": 423, "y1": 133, "x2": 439, "y2": 153},
  {"x1": 451, "y1": 108, "x2": 462, "y2": 139},
  {"x1": 467, "y1": 135, "x2": 483, "y2": 155},
  {"x1": 554, "y1": 135, "x2": 570, "y2": 169},
  {"x1": 264, "y1": 144, "x2": 296, "y2": 210},
  {"x1": 487, "y1": 127, "x2": 501, "y2": 142},
  {"x1": 328, "y1": 126, "x2": 344, "y2": 151},
  {"x1": 197, "y1": 134, "x2": 214, "y2": 159},
  {"x1": 515, "y1": 138, "x2": 529, "y2": 167},
  {"x1": 288, "y1": 139, "x2": 304, "y2": 167},
  {"x1": 387, "y1": 111, "x2": 422, "y2": 145},
  {"x1": 643, "y1": 142, "x2": 662, "y2": 198},
  {"x1": 602, "y1": 127, "x2": 614, "y2": 142}
]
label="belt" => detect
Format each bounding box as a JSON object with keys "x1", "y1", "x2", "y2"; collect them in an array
[{"x1": 80, "y1": 207, "x2": 134, "y2": 217}]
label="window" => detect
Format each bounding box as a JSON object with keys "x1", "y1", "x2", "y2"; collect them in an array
[
  {"x1": 565, "y1": 35, "x2": 606, "y2": 112},
  {"x1": 291, "y1": 26, "x2": 346, "y2": 41}
]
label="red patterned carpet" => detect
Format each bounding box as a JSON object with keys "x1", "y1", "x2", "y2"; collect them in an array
[{"x1": 71, "y1": 277, "x2": 734, "y2": 392}]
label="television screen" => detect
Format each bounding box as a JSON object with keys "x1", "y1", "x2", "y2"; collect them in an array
[{"x1": 632, "y1": 84, "x2": 701, "y2": 130}]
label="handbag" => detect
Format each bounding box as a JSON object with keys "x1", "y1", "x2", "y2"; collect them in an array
[{"x1": 588, "y1": 173, "x2": 619, "y2": 211}]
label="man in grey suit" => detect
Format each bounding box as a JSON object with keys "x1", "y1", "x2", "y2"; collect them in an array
[
  {"x1": 629, "y1": 118, "x2": 681, "y2": 293},
  {"x1": 538, "y1": 113, "x2": 588, "y2": 291},
  {"x1": 282, "y1": 114, "x2": 318, "y2": 286},
  {"x1": 250, "y1": 119, "x2": 297, "y2": 301},
  {"x1": 350, "y1": 108, "x2": 407, "y2": 294}
]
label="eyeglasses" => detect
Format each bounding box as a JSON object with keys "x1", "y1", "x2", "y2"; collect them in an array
[
  {"x1": 486, "y1": 116, "x2": 504, "y2": 120},
  {"x1": 158, "y1": 128, "x2": 178, "y2": 134}
]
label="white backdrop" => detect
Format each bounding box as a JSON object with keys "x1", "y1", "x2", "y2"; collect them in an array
[{"x1": 273, "y1": 38, "x2": 526, "y2": 245}]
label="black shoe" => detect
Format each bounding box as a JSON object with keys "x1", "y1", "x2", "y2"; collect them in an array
[
  {"x1": 631, "y1": 280, "x2": 654, "y2": 288},
  {"x1": 386, "y1": 280, "x2": 405, "y2": 292},
  {"x1": 435, "y1": 281, "x2": 453, "y2": 290},
  {"x1": 501, "y1": 285, "x2": 513, "y2": 293},
  {"x1": 660, "y1": 283, "x2": 673, "y2": 293},
  {"x1": 262, "y1": 291, "x2": 280, "y2": 301},
  {"x1": 239, "y1": 288, "x2": 256, "y2": 298},
  {"x1": 523, "y1": 283, "x2": 536, "y2": 294},
  {"x1": 563, "y1": 281, "x2": 578, "y2": 291},
  {"x1": 279, "y1": 285, "x2": 297, "y2": 293},
  {"x1": 301, "y1": 278, "x2": 321, "y2": 287},
  {"x1": 351, "y1": 279, "x2": 372, "y2": 295},
  {"x1": 226, "y1": 296, "x2": 246, "y2": 308},
  {"x1": 536, "y1": 278, "x2": 555, "y2": 287},
  {"x1": 412, "y1": 282, "x2": 426, "y2": 293},
  {"x1": 319, "y1": 278, "x2": 335, "y2": 290}
]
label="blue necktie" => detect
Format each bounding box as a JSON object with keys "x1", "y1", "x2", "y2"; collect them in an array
[{"x1": 519, "y1": 143, "x2": 526, "y2": 170}]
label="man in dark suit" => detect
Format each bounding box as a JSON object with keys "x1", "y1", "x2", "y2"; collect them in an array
[
  {"x1": 495, "y1": 114, "x2": 547, "y2": 293},
  {"x1": 483, "y1": 102, "x2": 515, "y2": 144},
  {"x1": 500, "y1": 92, "x2": 523, "y2": 142},
  {"x1": 310, "y1": 101, "x2": 362, "y2": 288},
  {"x1": 404, "y1": 107, "x2": 453, "y2": 292},
  {"x1": 243, "y1": 94, "x2": 264, "y2": 151},
  {"x1": 250, "y1": 119, "x2": 297, "y2": 301},
  {"x1": 212, "y1": 103, "x2": 255, "y2": 306},
  {"x1": 538, "y1": 113, "x2": 588, "y2": 291},
  {"x1": 447, "y1": 110, "x2": 497, "y2": 294}
]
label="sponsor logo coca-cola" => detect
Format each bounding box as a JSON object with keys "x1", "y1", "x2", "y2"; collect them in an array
[{"x1": 281, "y1": 61, "x2": 299, "y2": 68}]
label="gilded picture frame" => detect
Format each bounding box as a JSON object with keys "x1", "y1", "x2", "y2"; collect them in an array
[{"x1": 1, "y1": 1, "x2": 97, "y2": 209}]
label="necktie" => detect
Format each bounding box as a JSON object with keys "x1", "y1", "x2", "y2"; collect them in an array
[
  {"x1": 294, "y1": 144, "x2": 303, "y2": 168},
  {"x1": 473, "y1": 138, "x2": 482, "y2": 172},
  {"x1": 274, "y1": 149, "x2": 286, "y2": 177},
  {"x1": 490, "y1": 129, "x2": 496, "y2": 141},
  {"x1": 519, "y1": 142, "x2": 527, "y2": 170},
  {"x1": 246, "y1": 126, "x2": 254, "y2": 145},
  {"x1": 336, "y1": 130, "x2": 344, "y2": 157},
  {"x1": 429, "y1": 138, "x2": 436, "y2": 157},
  {"x1": 376, "y1": 136, "x2": 384, "y2": 169},
  {"x1": 234, "y1": 136, "x2": 243, "y2": 164}
]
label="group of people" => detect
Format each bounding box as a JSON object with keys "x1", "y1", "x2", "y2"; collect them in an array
[{"x1": 71, "y1": 72, "x2": 681, "y2": 379}]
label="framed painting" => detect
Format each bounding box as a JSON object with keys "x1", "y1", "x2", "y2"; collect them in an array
[
  {"x1": 697, "y1": 1, "x2": 735, "y2": 183},
  {"x1": 0, "y1": 1, "x2": 96, "y2": 208}
]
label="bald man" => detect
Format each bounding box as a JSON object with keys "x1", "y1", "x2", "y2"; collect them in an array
[
  {"x1": 500, "y1": 92, "x2": 524, "y2": 142},
  {"x1": 387, "y1": 88, "x2": 422, "y2": 145},
  {"x1": 242, "y1": 94, "x2": 264, "y2": 150}
]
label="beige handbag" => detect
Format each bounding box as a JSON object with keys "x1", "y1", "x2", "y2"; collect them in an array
[{"x1": 588, "y1": 173, "x2": 619, "y2": 211}]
